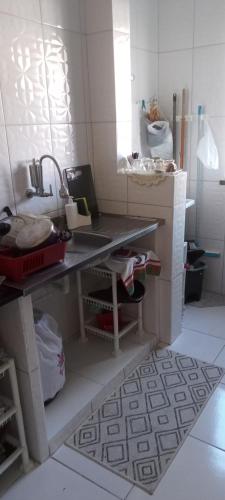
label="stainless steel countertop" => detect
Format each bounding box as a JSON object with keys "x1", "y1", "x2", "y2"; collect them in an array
[{"x1": 1, "y1": 214, "x2": 162, "y2": 299}]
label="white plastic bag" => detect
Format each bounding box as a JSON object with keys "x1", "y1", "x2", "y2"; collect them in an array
[
  {"x1": 35, "y1": 312, "x2": 65, "y2": 403},
  {"x1": 197, "y1": 122, "x2": 219, "y2": 170},
  {"x1": 147, "y1": 121, "x2": 173, "y2": 160}
]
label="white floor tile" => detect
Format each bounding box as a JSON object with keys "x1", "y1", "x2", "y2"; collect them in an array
[
  {"x1": 215, "y1": 346, "x2": 225, "y2": 369},
  {"x1": 191, "y1": 385, "x2": 225, "y2": 450},
  {"x1": 169, "y1": 328, "x2": 225, "y2": 363},
  {"x1": 127, "y1": 437, "x2": 225, "y2": 500},
  {"x1": 54, "y1": 445, "x2": 132, "y2": 499},
  {"x1": 183, "y1": 306, "x2": 225, "y2": 339},
  {"x1": 1, "y1": 459, "x2": 117, "y2": 500},
  {"x1": 64, "y1": 334, "x2": 150, "y2": 386},
  {"x1": 45, "y1": 370, "x2": 102, "y2": 442}
]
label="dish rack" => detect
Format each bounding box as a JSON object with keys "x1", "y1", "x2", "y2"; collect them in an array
[
  {"x1": 0, "y1": 357, "x2": 30, "y2": 481},
  {"x1": 77, "y1": 266, "x2": 145, "y2": 356},
  {"x1": 0, "y1": 241, "x2": 66, "y2": 281}
]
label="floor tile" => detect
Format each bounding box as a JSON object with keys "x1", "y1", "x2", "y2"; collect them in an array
[
  {"x1": 1, "y1": 459, "x2": 118, "y2": 500},
  {"x1": 127, "y1": 437, "x2": 225, "y2": 500},
  {"x1": 54, "y1": 445, "x2": 132, "y2": 499},
  {"x1": 169, "y1": 328, "x2": 225, "y2": 363},
  {"x1": 45, "y1": 370, "x2": 102, "y2": 441},
  {"x1": 191, "y1": 385, "x2": 225, "y2": 450},
  {"x1": 64, "y1": 334, "x2": 150, "y2": 386},
  {"x1": 183, "y1": 306, "x2": 225, "y2": 339},
  {"x1": 215, "y1": 346, "x2": 225, "y2": 369}
]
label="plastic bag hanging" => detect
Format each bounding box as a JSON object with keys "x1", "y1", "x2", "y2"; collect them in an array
[{"x1": 197, "y1": 121, "x2": 219, "y2": 170}]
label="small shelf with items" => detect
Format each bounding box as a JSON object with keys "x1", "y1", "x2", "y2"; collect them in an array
[
  {"x1": 77, "y1": 265, "x2": 146, "y2": 356},
  {"x1": 0, "y1": 357, "x2": 30, "y2": 486}
]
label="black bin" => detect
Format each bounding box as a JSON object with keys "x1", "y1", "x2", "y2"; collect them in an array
[{"x1": 185, "y1": 261, "x2": 207, "y2": 303}]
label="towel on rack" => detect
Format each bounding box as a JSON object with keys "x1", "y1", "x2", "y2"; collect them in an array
[{"x1": 105, "y1": 248, "x2": 161, "y2": 295}]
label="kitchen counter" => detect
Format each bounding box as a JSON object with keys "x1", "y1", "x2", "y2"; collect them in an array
[{"x1": 1, "y1": 214, "x2": 162, "y2": 299}]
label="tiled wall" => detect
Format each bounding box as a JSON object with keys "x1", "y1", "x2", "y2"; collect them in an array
[
  {"x1": 158, "y1": 0, "x2": 225, "y2": 293},
  {"x1": 0, "y1": 0, "x2": 92, "y2": 220},
  {"x1": 130, "y1": 0, "x2": 158, "y2": 153}
]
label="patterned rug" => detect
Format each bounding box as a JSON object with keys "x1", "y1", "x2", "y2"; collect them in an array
[{"x1": 66, "y1": 349, "x2": 224, "y2": 494}]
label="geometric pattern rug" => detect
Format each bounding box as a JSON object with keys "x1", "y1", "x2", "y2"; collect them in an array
[{"x1": 66, "y1": 348, "x2": 224, "y2": 495}]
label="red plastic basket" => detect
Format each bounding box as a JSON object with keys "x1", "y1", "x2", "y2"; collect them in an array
[{"x1": 0, "y1": 241, "x2": 66, "y2": 282}]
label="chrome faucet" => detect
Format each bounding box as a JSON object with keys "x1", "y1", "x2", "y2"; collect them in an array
[{"x1": 26, "y1": 154, "x2": 69, "y2": 201}]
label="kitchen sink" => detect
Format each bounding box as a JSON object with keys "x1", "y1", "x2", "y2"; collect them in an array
[{"x1": 66, "y1": 232, "x2": 112, "y2": 254}]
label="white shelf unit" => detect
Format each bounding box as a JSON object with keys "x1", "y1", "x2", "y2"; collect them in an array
[
  {"x1": 77, "y1": 266, "x2": 145, "y2": 356},
  {"x1": 0, "y1": 358, "x2": 30, "y2": 479}
]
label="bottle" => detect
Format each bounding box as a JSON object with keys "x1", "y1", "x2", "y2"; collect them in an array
[{"x1": 65, "y1": 197, "x2": 78, "y2": 230}]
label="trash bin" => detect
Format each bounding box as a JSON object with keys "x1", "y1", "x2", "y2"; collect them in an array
[{"x1": 185, "y1": 261, "x2": 207, "y2": 303}]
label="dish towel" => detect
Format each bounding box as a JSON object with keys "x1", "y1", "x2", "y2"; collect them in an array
[{"x1": 105, "y1": 247, "x2": 161, "y2": 295}]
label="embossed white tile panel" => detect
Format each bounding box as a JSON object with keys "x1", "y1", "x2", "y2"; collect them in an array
[
  {"x1": 51, "y1": 123, "x2": 89, "y2": 169},
  {"x1": 40, "y1": 0, "x2": 81, "y2": 33},
  {"x1": 44, "y1": 26, "x2": 86, "y2": 124},
  {"x1": 0, "y1": 126, "x2": 16, "y2": 219},
  {"x1": 172, "y1": 203, "x2": 186, "y2": 278},
  {"x1": 0, "y1": 0, "x2": 41, "y2": 22},
  {"x1": 128, "y1": 173, "x2": 174, "y2": 207},
  {"x1": 51, "y1": 122, "x2": 89, "y2": 208},
  {"x1": 92, "y1": 122, "x2": 127, "y2": 201},
  {"x1": 7, "y1": 124, "x2": 58, "y2": 214},
  {"x1": 0, "y1": 14, "x2": 49, "y2": 125}
]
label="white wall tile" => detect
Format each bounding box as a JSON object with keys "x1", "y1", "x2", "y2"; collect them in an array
[
  {"x1": 92, "y1": 122, "x2": 127, "y2": 201},
  {"x1": 84, "y1": 0, "x2": 113, "y2": 34},
  {"x1": 195, "y1": 0, "x2": 225, "y2": 47},
  {"x1": 0, "y1": 126, "x2": 16, "y2": 219},
  {"x1": 40, "y1": 0, "x2": 81, "y2": 33},
  {"x1": 128, "y1": 175, "x2": 174, "y2": 207},
  {"x1": 158, "y1": 50, "x2": 193, "y2": 119},
  {"x1": 87, "y1": 31, "x2": 116, "y2": 122},
  {"x1": 44, "y1": 26, "x2": 86, "y2": 124},
  {"x1": 159, "y1": 274, "x2": 183, "y2": 344},
  {"x1": 198, "y1": 238, "x2": 224, "y2": 294},
  {"x1": 113, "y1": 31, "x2": 131, "y2": 122},
  {"x1": 192, "y1": 45, "x2": 225, "y2": 116},
  {"x1": 158, "y1": 0, "x2": 194, "y2": 52},
  {"x1": 113, "y1": 0, "x2": 130, "y2": 34},
  {"x1": 0, "y1": 0, "x2": 41, "y2": 22},
  {"x1": 0, "y1": 14, "x2": 49, "y2": 125},
  {"x1": 7, "y1": 124, "x2": 58, "y2": 214},
  {"x1": 189, "y1": 180, "x2": 225, "y2": 241},
  {"x1": 131, "y1": 48, "x2": 158, "y2": 104},
  {"x1": 98, "y1": 199, "x2": 127, "y2": 215},
  {"x1": 130, "y1": 0, "x2": 158, "y2": 52}
]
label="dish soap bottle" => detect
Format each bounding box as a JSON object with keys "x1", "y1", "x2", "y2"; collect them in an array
[{"x1": 65, "y1": 197, "x2": 78, "y2": 230}]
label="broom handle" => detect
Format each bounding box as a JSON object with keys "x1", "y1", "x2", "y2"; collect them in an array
[
  {"x1": 173, "y1": 93, "x2": 177, "y2": 161},
  {"x1": 180, "y1": 88, "x2": 186, "y2": 169}
]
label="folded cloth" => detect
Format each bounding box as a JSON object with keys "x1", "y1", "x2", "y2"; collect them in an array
[{"x1": 105, "y1": 247, "x2": 161, "y2": 295}]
